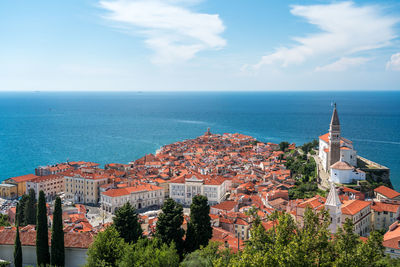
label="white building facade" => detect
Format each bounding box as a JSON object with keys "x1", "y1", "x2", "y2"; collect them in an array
[
  {"x1": 169, "y1": 175, "x2": 231, "y2": 206},
  {"x1": 330, "y1": 161, "x2": 366, "y2": 184},
  {"x1": 101, "y1": 184, "x2": 165, "y2": 214}
]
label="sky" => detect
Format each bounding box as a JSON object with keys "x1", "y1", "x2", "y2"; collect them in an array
[{"x1": 1, "y1": 0, "x2": 400, "y2": 91}]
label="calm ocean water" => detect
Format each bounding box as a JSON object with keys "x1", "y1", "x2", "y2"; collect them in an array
[{"x1": 0, "y1": 91, "x2": 399, "y2": 189}]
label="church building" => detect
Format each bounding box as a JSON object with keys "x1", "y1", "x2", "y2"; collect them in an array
[{"x1": 318, "y1": 104, "x2": 366, "y2": 184}]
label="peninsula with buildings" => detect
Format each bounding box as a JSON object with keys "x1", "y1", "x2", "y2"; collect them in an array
[{"x1": 0, "y1": 105, "x2": 399, "y2": 266}]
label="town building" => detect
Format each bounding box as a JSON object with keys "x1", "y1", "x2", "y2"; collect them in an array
[
  {"x1": 0, "y1": 184, "x2": 17, "y2": 199},
  {"x1": 211, "y1": 201, "x2": 238, "y2": 214},
  {"x1": 330, "y1": 160, "x2": 366, "y2": 184},
  {"x1": 64, "y1": 169, "x2": 110, "y2": 205},
  {"x1": 341, "y1": 199, "x2": 371, "y2": 236},
  {"x1": 26, "y1": 174, "x2": 64, "y2": 200},
  {"x1": 169, "y1": 173, "x2": 231, "y2": 206},
  {"x1": 383, "y1": 221, "x2": 400, "y2": 258},
  {"x1": 3, "y1": 174, "x2": 39, "y2": 197},
  {"x1": 0, "y1": 226, "x2": 94, "y2": 267},
  {"x1": 374, "y1": 185, "x2": 400, "y2": 201},
  {"x1": 371, "y1": 201, "x2": 400, "y2": 231},
  {"x1": 35, "y1": 163, "x2": 72, "y2": 176},
  {"x1": 101, "y1": 183, "x2": 164, "y2": 214}
]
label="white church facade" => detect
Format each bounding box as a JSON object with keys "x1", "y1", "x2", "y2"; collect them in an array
[{"x1": 318, "y1": 104, "x2": 366, "y2": 184}]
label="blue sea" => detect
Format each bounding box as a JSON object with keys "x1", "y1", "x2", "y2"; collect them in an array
[{"x1": 0, "y1": 91, "x2": 399, "y2": 189}]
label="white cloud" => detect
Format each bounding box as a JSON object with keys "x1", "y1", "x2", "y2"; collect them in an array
[
  {"x1": 386, "y1": 53, "x2": 400, "y2": 71},
  {"x1": 249, "y1": 1, "x2": 399, "y2": 71},
  {"x1": 315, "y1": 57, "x2": 370, "y2": 72},
  {"x1": 99, "y1": 0, "x2": 226, "y2": 64}
]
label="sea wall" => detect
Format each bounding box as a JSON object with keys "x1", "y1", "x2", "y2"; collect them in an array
[{"x1": 357, "y1": 156, "x2": 392, "y2": 188}]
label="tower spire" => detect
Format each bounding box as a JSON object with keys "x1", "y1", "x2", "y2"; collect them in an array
[
  {"x1": 330, "y1": 103, "x2": 340, "y2": 127},
  {"x1": 328, "y1": 103, "x2": 341, "y2": 167},
  {"x1": 325, "y1": 182, "x2": 342, "y2": 233}
]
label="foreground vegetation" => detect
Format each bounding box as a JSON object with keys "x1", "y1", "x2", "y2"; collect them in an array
[{"x1": 85, "y1": 196, "x2": 399, "y2": 267}]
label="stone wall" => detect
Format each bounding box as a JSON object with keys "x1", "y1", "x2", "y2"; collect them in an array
[{"x1": 357, "y1": 156, "x2": 392, "y2": 188}]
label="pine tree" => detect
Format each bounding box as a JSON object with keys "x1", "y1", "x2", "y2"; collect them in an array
[
  {"x1": 85, "y1": 226, "x2": 126, "y2": 267},
  {"x1": 113, "y1": 202, "x2": 142, "y2": 244},
  {"x1": 14, "y1": 224, "x2": 22, "y2": 267},
  {"x1": 333, "y1": 218, "x2": 361, "y2": 266},
  {"x1": 119, "y1": 238, "x2": 180, "y2": 267},
  {"x1": 24, "y1": 189, "x2": 37, "y2": 225},
  {"x1": 36, "y1": 190, "x2": 50, "y2": 266},
  {"x1": 184, "y1": 195, "x2": 212, "y2": 253},
  {"x1": 51, "y1": 197, "x2": 64, "y2": 267},
  {"x1": 156, "y1": 198, "x2": 184, "y2": 255},
  {"x1": 17, "y1": 195, "x2": 28, "y2": 226}
]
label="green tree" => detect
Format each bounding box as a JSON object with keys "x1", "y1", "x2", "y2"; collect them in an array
[
  {"x1": 279, "y1": 141, "x2": 290, "y2": 152},
  {"x1": 156, "y1": 198, "x2": 184, "y2": 255},
  {"x1": 14, "y1": 225, "x2": 22, "y2": 267},
  {"x1": 333, "y1": 218, "x2": 361, "y2": 266},
  {"x1": 36, "y1": 190, "x2": 50, "y2": 266},
  {"x1": 24, "y1": 189, "x2": 37, "y2": 225},
  {"x1": 17, "y1": 194, "x2": 28, "y2": 226},
  {"x1": 85, "y1": 226, "x2": 126, "y2": 267},
  {"x1": 182, "y1": 241, "x2": 232, "y2": 267},
  {"x1": 51, "y1": 197, "x2": 64, "y2": 267},
  {"x1": 184, "y1": 195, "x2": 212, "y2": 253},
  {"x1": 113, "y1": 202, "x2": 142, "y2": 244},
  {"x1": 208, "y1": 208, "x2": 387, "y2": 267},
  {"x1": 119, "y1": 238, "x2": 179, "y2": 267},
  {"x1": 356, "y1": 230, "x2": 385, "y2": 266},
  {"x1": 0, "y1": 213, "x2": 10, "y2": 227},
  {"x1": 293, "y1": 208, "x2": 333, "y2": 266}
]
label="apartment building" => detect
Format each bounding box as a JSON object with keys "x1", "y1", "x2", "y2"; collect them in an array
[
  {"x1": 101, "y1": 183, "x2": 164, "y2": 214},
  {"x1": 341, "y1": 199, "x2": 371, "y2": 236},
  {"x1": 371, "y1": 201, "x2": 400, "y2": 231},
  {"x1": 26, "y1": 174, "x2": 64, "y2": 200},
  {"x1": 64, "y1": 169, "x2": 110, "y2": 205}
]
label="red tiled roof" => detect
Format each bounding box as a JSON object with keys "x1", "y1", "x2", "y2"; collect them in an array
[
  {"x1": 211, "y1": 201, "x2": 238, "y2": 212},
  {"x1": 374, "y1": 186, "x2": 400, "y2": 199},
  {"x1": 319, "y1": 133, "x2": 329, "y2": 143},
  {"x1": 330, "y1": 161, "x2": 353, "y2": 170},
  {"x1": 383, "y1": 222, "x2": 400, "y2": 249},
  {"x1": 371, "y1": 202, "x2": 400, "y2": 213},
  {"x1": 8, "y1": 174, "x2": 38, "y2": 183},
  {"x1": 341, "y1": 200, "x2": 370, "y2": 215},
  {"x1": 0, "y1": 227, "x2": 94, "y2": 248},
  {"x1": 102, "y1": 184, "x2": 163, "y2": 198}
]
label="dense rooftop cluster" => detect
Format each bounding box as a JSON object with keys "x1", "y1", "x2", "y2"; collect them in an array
[{"x1": 1, "y1": 129, "x2": 400, "y2": 266}]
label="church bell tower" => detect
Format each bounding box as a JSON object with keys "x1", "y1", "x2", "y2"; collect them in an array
[{"x1": 328, "y1": 103, "x2": 341, "y2": 168}]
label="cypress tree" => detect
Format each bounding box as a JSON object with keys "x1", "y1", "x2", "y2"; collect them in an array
[
  {"x1": 24, "y1": 189, "x2": 37, "y2": 225},
  {"x1": 113, "y1": 202, "x2": 142, "y2": 244},
  {"x1": 184, "y1": 195, "x2": 212, "y2": 253},
  {"x1": 36, "y1": 190, "x2": 50, "y2": 266},
  {"x1": 51, "y1": 196, "x2": 64, "y2": 267},
  {"x1": 17, "y1": 195, "x2": 28, "y2": 226},
  {"x1": 156, "y1": 198, "x2": 184, "y2": 255},
  {"x1": 14, "y1": 224, "x2": 22, "y2": 267}
]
